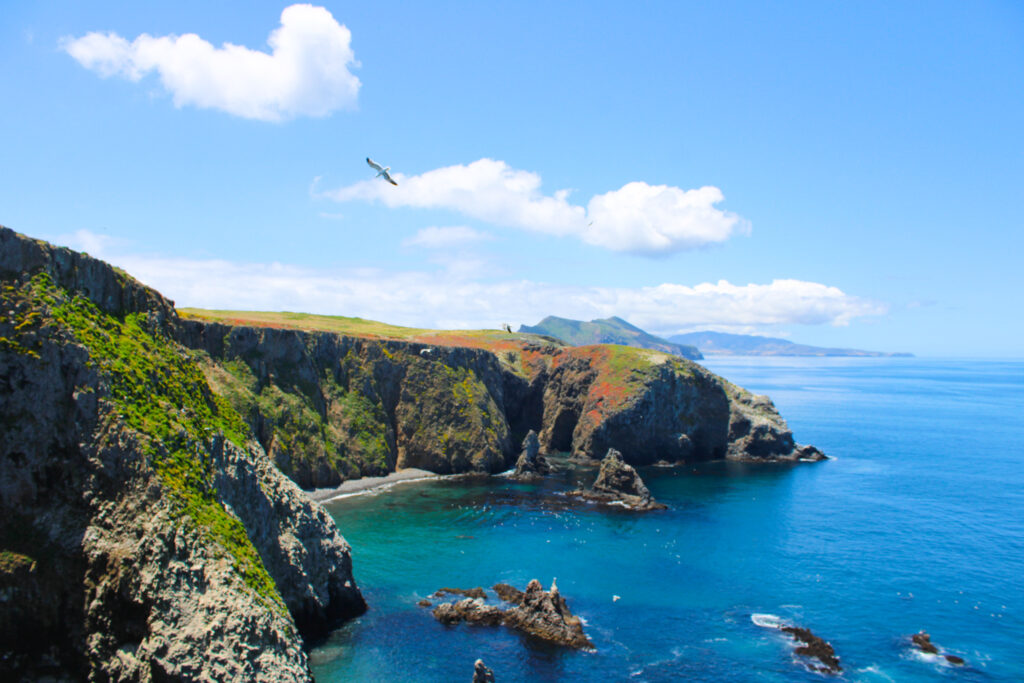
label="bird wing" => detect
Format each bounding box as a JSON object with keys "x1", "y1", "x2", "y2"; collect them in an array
[
  {"x1": 382, "y1": 170, "x2": 398, "y2": 186},
  {"x1": 366, "y1": 157, "x2": 384, "y2": 173}
]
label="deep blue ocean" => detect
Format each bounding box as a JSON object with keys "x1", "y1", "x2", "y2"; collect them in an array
[{"x1": 311, "y1": 357, "x2": 1024, "y2": 681}]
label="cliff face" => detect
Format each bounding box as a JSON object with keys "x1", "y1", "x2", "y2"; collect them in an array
[
  {"x1": 178, "y1": 311, "x2": 822, "y2": 489},
  {"x1": 0, "y1": 227, "x2": 364, "y2": 681},
  {"x1": 177, "y1": 322, "x2": 513, "y2": 488}
]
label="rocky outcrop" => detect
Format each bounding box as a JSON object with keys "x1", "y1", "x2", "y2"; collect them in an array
[
  {"x1": 503, "y1": 579, "x2": 593, "y2": 649},
  {"x1": 511, "y1": 430, "x2": 550, "y2": 480},
  {"x1": 780, "y1": 626, "x2": 842, "y2": 675},
  {"x1": 567, "y1": 449, "x2": 667, "y2": 510},
  {"x1": 910, "y1": 631, "x2": 964, "y2": 665},
  {"x1": 472, "y1": 658, "x2": 496, "y2": 682},
  {"x1": 561, "y1": 353, "x2": 824, "y2": 465},
  {"x1": 1, "y1": 226, "x2": 364, "y2": 680},
  {"x1": 427, "y1": 579, "x2": 592, "y2": 649},
  {"x1": 724, "y1": 384, "x2": 827, "y2": 462}
]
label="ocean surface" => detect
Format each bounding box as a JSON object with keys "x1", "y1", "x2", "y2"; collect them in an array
[{"x1": 311, "y1": 357, "x2": 1024, "y2": 681}]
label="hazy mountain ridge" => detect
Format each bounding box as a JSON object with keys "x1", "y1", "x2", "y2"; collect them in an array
[
  {"x1": 519, "y1": 316, "x2": 703, "y2": 360},
  {"x1": 670, "y1": 331, "x2": 913, "y2": 357}
]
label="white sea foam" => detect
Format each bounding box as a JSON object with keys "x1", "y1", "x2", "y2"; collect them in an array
[
  {"x1": 751, "y1": 613, "x2": 787, "y2": 629},
  {"x1": 855, "y1": 664, "x2": 895, "y2": 681}
]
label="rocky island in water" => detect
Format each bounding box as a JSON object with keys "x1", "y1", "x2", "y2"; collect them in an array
[{"x1": 0, "y1": 225, "x2": 825, "y2": 680}]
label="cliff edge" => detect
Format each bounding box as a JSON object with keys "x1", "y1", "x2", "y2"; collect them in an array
[{"x1": 0, "y1": 226, "x2": 365, "y2": 680}]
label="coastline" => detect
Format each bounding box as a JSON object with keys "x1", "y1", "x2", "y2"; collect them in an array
[{"x1": 307, "y1": 468, "x2": 439, "y2": 503}]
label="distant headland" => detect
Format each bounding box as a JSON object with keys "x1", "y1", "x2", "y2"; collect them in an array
[
  {"x1": 519, "y1": 315, "x2": 911, "y2": 358},
  {"x1": 669, "y1": 330, "x2": 913, "y2": 357}
]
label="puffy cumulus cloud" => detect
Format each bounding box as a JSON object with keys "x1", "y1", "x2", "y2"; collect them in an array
[
  {"x1": 585, "y1": 183, "x2": 749, "y2": 253},
  {"x1": 326, "y1": 159, "x2": 746, "y2": 255},
  {"x1": 402, "y1": 226, "x2": 493, "y2": 249},
  {"x1": 61, "y1": 4, "x2": 360, "y2": 122},
  {"x1": 62, "y1": 231, "x2": 883, "y2": 332}
]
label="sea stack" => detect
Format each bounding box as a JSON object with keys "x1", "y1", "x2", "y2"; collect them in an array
[
  {"x1": 511, "y1": 430, "x2": 550, "y2": 480},
  {"x1": 568, "y1": 449, "x2": 667, "y2": 510}
]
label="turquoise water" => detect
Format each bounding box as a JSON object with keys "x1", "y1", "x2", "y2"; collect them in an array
[{"x1": 311, "y1": 358, "x2": 1024, "y2": 681}]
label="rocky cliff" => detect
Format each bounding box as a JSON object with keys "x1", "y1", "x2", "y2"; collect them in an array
[
  {"x1": 0, "y1": 224, "x2": 824, "y2": 675},
  {"x1": 0, "y1": 227, "x2": 365, "y2": 680},
  {"x1": 174, "y1": 315, "x2": 823, "y2": 489},
  {"x1": 177, "y1": 313, "x2": 824, "y2": 490}
]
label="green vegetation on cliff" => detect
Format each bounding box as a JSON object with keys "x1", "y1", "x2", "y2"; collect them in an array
[{"x1": 11, "y1": 273, "x2": 284, "y2": 612}]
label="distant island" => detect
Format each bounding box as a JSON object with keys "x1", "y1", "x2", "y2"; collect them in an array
[
  {"x1": 519, "y1": 316, "x2": 703, "y2": 360},
  {"x1": 669, "y1": 331, "x2": 913, "y2": 357}
]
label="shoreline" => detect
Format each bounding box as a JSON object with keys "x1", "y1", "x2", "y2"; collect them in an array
[{"x1": 307, "y1": 468, "x2": 440, "y2": 503}]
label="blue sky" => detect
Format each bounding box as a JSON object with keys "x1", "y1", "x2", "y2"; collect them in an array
[{"x1": 2, "y1": 2, "x2": 1022, "y2": 356}]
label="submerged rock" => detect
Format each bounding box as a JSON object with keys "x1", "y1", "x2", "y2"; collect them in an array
[
  {"x1": 567, "y1": 449, "x2": 667, "y2": 510},
  {"x1": 911, "y1": 631, "x2": 939, "y2": 654},
  {"x1": 472, "y1": 658, "x2": 496, "y2": 682},
  {"x1": 429, "y1": 579, "x2": 592, "y2": 649},
  {"x1": 511, "y1": 430, "x2": 550, "y2": 480},
  {"x1": 910, "y1": 631, "x2": 964, "y2": 665},
  {"x1": 434, "y1": 587, "x2": 488, "y2": 600},
  {"x1": 780, "y1": 626, "x2": 842, "y2": 675},
  {"x1": 492, "y1": 582, "x2": 524, "y2": 605}
]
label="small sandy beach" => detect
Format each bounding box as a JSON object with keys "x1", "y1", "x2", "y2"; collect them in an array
[{"x1": 307, "y1": 468, "x2": 439, "y2": 502}]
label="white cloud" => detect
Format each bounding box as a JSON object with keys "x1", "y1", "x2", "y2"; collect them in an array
[
  {"x1": 326, "y1": 159, "x2": 748, "y2": 255},
  {"x1": 61, "y1": 231, "x2": 883, "y2": 333},
  {"x1": 586, "y1": 183, "x2": 749, "y2": 252},
  {"x1": 61, "y1": 4, "x2": 360, "y2": 122},
  {"x1": 402, "y1": 226, "x2": 492, "y2": 249}
]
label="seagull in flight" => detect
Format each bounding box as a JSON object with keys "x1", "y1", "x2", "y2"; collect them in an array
[{"x1": 366, "y1": 157, "x2": 398, "y2": 186}]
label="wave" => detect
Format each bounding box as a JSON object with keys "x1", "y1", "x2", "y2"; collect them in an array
[
  {"x1": 855, "y1": 664, "x2": 896, "y2": 681},
  {"x1": 751, "y1": 613, "x2": 788, "y2": 629}
]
